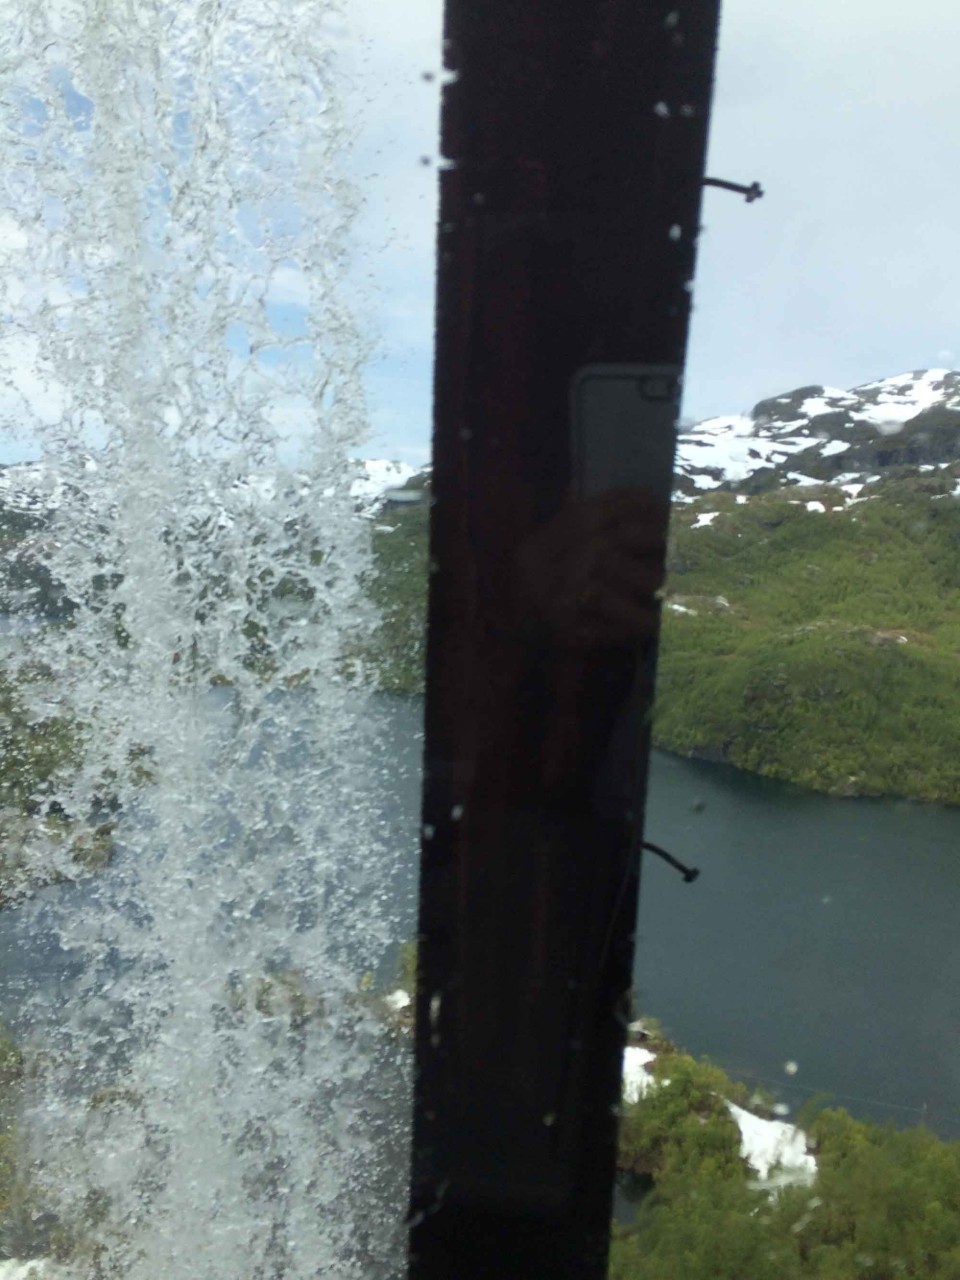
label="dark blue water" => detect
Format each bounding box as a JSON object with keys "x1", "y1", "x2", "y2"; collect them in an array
[{"x1": 639, "y1": 751, "x2": 960, "y2": 1138}]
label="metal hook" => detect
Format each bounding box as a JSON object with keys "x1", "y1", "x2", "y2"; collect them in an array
[
  {"x1": 642, "y1": 840, "x2": 701, "y2": 883},
  {"x1": 703, "y1": 177, "x2": 764, "y2": 203}
]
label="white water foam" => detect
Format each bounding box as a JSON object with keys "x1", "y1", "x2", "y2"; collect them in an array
[{"x1": 1, "y1": 3, "x2": 409, "y2": 1276}]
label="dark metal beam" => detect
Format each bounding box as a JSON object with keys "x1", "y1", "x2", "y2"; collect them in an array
[{"x1": 409, "y1": 4, "x2": 721, "y2": 1276}]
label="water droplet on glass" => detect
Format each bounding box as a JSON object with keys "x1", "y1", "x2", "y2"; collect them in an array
[
  {"x1": 421, "y1": 71, "x2": 436, "y2": 82},
  {"x1": 773, "y1": 1102, "x2": 791, "y2": 1117},
  {"x1": 653, "y1": 101, "x2": 671, "y2": 119},
  {"x1": 784, "y1": 1060, "x2": 798, "y2": 1075},
  {"x1": 680, "y1": 103, "x2": 696, "y2": 117},
  {"x1": 451, "y1": 804, "x2": 464, "y2": 820},
  {"x1": 664, "y1": 9, "x2": 680, "y2": 27},
  {"x1": 542, "y1": 1112, "x2": 557, "y2": 1127},
  {"x1": 423, "y1": 823, "x2": 436, "y2": 840},
  {"x1": 669, "y1": 224, "x2": 682, "y2": 241}
]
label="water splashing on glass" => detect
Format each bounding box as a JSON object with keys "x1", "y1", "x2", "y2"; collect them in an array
[{"x1": 1, "y1": 3, "x2": 409, "y2": 1276}]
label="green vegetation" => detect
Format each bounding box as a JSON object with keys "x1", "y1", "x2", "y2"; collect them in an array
[
  {"x1": 365, "y1": 467, "x2": 960, "y2": 802},
  {"x1": 658, "y1": 473, "x2": 960, "y2": 801},
  {"x1": 0, "y1": 1027, "x2": 57, "y2": 1263},
  {"x1": 356, "y1": 480, "x2": 429, "y2": 694},
  {"x1": 0, "y1": 662, "x2": 120, "y2": 911},
  {"x1": 0, "y1": 665, "x2": 81, "y2": 818},
  {"x1": 397, "y1": 938, "x2": 419, "y2": 997},
  {"x1": 612, "y1": 1069, "x2": 960, "y2": 1279}
]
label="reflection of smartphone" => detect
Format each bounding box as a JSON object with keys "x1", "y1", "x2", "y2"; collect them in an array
[{"x1": 571, "y1": 364, "x2": 680, "y2": 499}]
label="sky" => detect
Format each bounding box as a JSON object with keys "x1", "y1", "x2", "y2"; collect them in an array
[
  {"x1": 347, "y1": 0, "x2": 960, "y2": 458},
  {"x1": 1, "y1": 1, "x2": 959, "y2": 467}
]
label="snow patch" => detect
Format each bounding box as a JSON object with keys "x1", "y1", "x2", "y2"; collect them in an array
[
  {"x1": 819, "y1": 439, "x2": 850, "y2": 458},
  {"x1": 350, "y1": 458, "x2": 417, "y2": 500},
  {"x1": 855, "y1": 402, "x2": 923, "y2": 434},
  {"x1": 383, "y1": 989, "x2": 411, "y2": 1012},
  {"x1": 799, "y1": 391, "x2": 856, "y2": 418},
  {"x1": 688, "y1": 471, "x2": 722, "y2": 491},
  {"x1": 622, "y1": 1046, "x2": 658, "y2": 1103},
  {"x1": 691, "y1": 511, "x2": 719, "y2": 529},
  {"x1": 726, "y1": 1102, "x2": 817, "y2": 1187}
]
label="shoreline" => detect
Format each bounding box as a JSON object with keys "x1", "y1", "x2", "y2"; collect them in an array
[{"x1": 653, "y1": 739, "x2": 960, "y2": 810}]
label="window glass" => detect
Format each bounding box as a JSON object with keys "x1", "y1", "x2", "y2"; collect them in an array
[{"x1": 3, "y1": 2, "x2": 959, "y2": 1278}]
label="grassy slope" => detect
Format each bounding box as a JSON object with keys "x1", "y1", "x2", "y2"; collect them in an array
[
  {"x1": 360, "y1": 491, "x2": 430, "y2": 695},
  {"x1": 659, "y1": 474, "x2": 960, "y2": 802},
  {"x1": 367, "y1": 470, "x2": 960, "y2": 804}
]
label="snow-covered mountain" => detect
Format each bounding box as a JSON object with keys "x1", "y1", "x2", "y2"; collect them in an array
[
  {"x1": 675, "y1": 368, "x2": 960, "y2": 499},
  {"x1": 0, "y1": 457, "x2": 418, "y2": 519}
]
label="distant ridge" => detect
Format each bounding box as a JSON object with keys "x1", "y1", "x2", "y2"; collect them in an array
[{"x1": 675, "y1": 369, "x2": 960, "y2": 499}]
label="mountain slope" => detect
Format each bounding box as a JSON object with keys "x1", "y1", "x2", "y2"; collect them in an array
[{"x1": 658, "y1": 476, "x2": 960, "y2": 800}]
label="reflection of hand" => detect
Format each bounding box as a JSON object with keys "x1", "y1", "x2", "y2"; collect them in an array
[{"x1": 513, "y1": 488, "x2": 667, "y2": 647}]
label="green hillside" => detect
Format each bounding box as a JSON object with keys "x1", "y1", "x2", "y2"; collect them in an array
[
  {"x1": 366, "y1": 469, "x2": 960, "y2": 805},
  {"x1": 659, "y1": 472, "x2": 960, "y2": 802}
]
